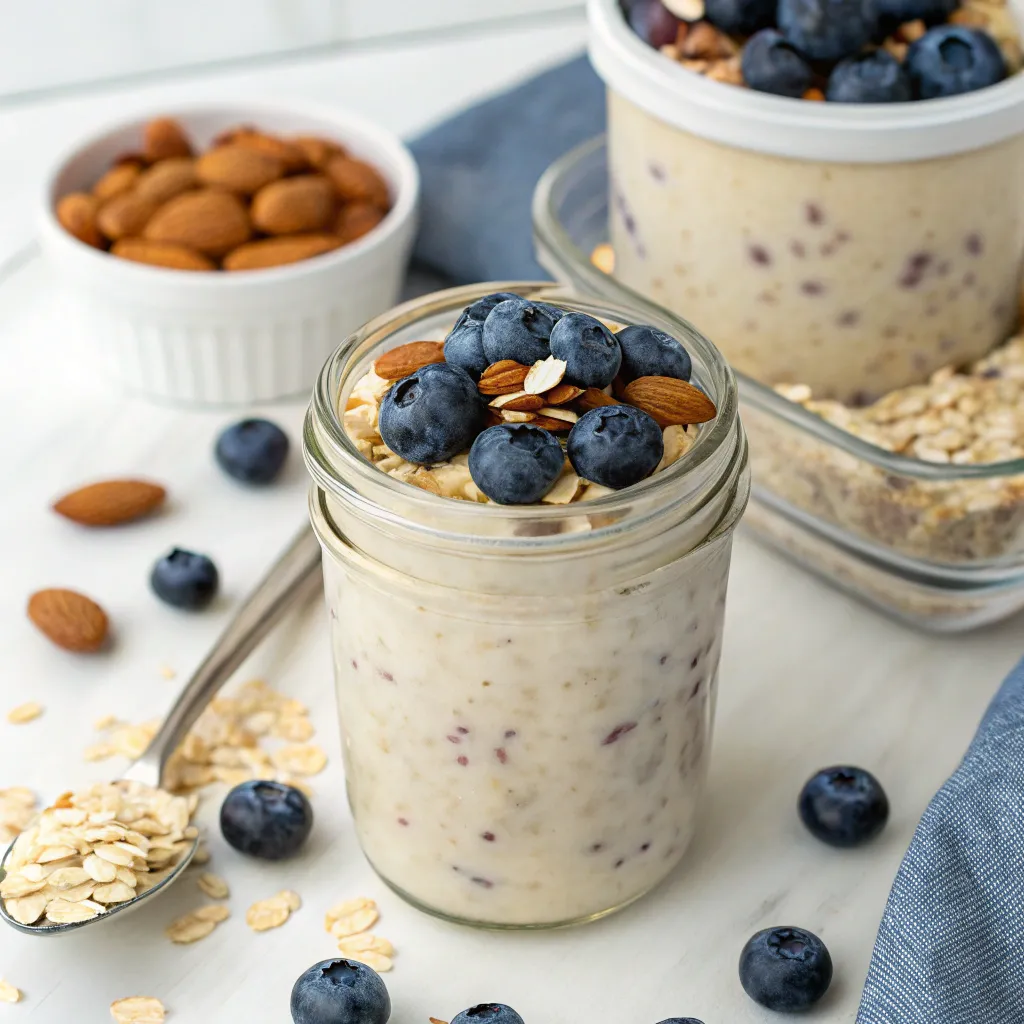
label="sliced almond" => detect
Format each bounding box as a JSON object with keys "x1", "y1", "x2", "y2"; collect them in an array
[
  {"x1": 531, "y1": 415, "x2": 574, "y2": 432},
  {"x1": 576, "y1": 388, "x2": 620, "y2": 412},
  {"x1": 500, "y1": 411, "x2": 537, "y2": 424},
  {"x1": 543, "y1": 383, "x2": 584, "y2": 406},
  {"x1": 373, "y1": 342, "x2": 445, "y2": 381},
  {"x1": 479, "y1": 361, "x2": 530, "y2": 396},
  {"x1": 623, "y1": 376, "x2": 717, "y2": 427},
  {"x1": 489, "y1": 392, "x2": 544, "y2": 412},
  {"x1": 537, "y1": 407, "x2": 578, "y2": 424},
  {"x1": 524, "y1": 356, "x2": 567, "y2": 395},
  {"x1": 664, "y1": 0, "x2": 705, "y2": 17},
  {"x1": 541, "y1": 469, "x2": 581, "y2": 505}
]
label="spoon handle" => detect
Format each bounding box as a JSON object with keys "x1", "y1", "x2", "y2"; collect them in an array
[{"x1": 121, "y1": 526, "x2": 324, "y2": 789}]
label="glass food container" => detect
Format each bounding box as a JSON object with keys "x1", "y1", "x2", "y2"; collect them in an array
[
  {"x1": 303, "y1": 282, "x2": 749, "y2": 928},
  {"x1": 533, "y1": 137, "x2": 1024, "y2": 632}
]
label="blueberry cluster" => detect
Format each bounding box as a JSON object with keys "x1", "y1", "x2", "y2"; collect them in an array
[
  {"x1": 624, "y1": 0, "x2": 1008, "y2": 101},
  {"x1": 377, "y1": 294, "x2": 700, "y2": 505}
]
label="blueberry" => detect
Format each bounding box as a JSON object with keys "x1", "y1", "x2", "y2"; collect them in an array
[
  {"x1": 290, "y1": 959, "x2": 390, "y2": 1024},
  {"x1": 798, "y1": 766, "x2": 889, "y2": 847},
  {"x1": 739, "y1": 926, "x2": 833, "y2": 1012},
  {"x1": 378, "y1": 362, "x2": 484, "y2": 465},
  {"x1": 705, "y1": 0, "x2": 775, "y2": 36},
  {"x1": 468, "y1": 425, "x2": 565, "y2": 504},
  {"x1": 481, "y1": 298, "x2": 558, "y2": 366},
  {"x1": 221, "y1": 780, "x2": 313, "y2": 860},
  {"x1": 623, "y1": 0, "x2": 681, "y2": 48},
  {"x1": 214, "y1": 418, "x2": 289, "y2": 485},
  {"x1": 741, "y1": 30, "x2": 814, "y2": 98},
  {"x1": 827, "y1": 50, "x2": 912, "y2": 102},
  {"x1": 616, "y1": 324, "x2": 692, "y2": 384},
  {"x1": 778, "y1": 0, "x2": 878, "y2": 62},
  {"x1": 876, "y1": 0, "x2": 955, "y2": 25},
  {"x1": 150, "y1": 548, "x2": 218, "y2": 610},
  {"x1": 451, "y1": 1005, "x2": 524, "y2": 1024},
  {"x1": 549, "y1": 312, "x2": 622, "y2": 389},
  {"x1": 567, "y1": 406, "x2": 664, "y2": 490},
  {"x1": 907, "y1": 26, "x2": 1006, "y2": 99},
  {"x1": 444, "y1": 312, "x2": 489, "y2": 379},
  {"x1": 655, "y1": 1019, "x2": 705, "y2": 1024},
  {"x1": 464, "y1": 291, "x2": 522, "y2": 323}
]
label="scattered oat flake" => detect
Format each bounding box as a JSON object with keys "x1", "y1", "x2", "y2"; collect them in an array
[
  {"x1": 110, "y1": 996, "x2": 166, "y2": 1023},
  {"x1": 271, "y1": 744, "x2": 328, "y2": 777},
  {"x1": 193, "y1": 904, "x2": 230, "y2": 924},
  {"x1": 329, "y1": 905, "x2": 379, "y2": 939},
  {"x1": 325, "y1": 897, "x2": 375, "y2": 931},
  {"x1": 196, "y1": 872, "x2": 229, "y2": 899},
  {"x1": 191, "y1": 842, "x2": 210, "y2": 866},
  {"x1": 6, "y1": 702, "x2": 43, "y2": 725},
  {"x1": 159, "y1": 665, "x2": 177, "y2": 680},
  {"x1": 0, "y1": 979, "x2": 20, "y2": 1004},
  {"x1": 165, "y1": 911, "x2": 216, "y2": 944},
  {"x1": 429, "y1": 1018, "x2": 449, "y2": 1024},
  {"x1": 338, "y1": 933, "x2": 394, "y2": 957},
  {"x1": 350, "y1": 951, "x2": 393, "y2": 973},
  {"x1": 246, "y1": 895, "x2": 293, "y2": 932}
]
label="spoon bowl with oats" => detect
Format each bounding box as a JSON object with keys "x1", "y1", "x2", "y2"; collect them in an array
[{"x1": 0, "y1": 526, "x2": 323, "y2": 935}]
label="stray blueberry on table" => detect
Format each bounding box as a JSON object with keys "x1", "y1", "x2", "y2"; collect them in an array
[
  {"x1": 798, "y1": 766, "x2": 889, "y2": 847},
  {"x1": 705, "y1": 0, "x2": 776, "y2": 36},
  {"x1": 379, "y1": 362, "x2": 484, "y2": 464},
  {"x1": 290, "y1": 958, "x2": 391, "y2": 1024},
  {"x1": 906, "y1": 26, "x2": 1006, "y2": 99},
  {"x1": 481, "y1": 298, "x2": 560, "y2": 366},
  {"x1": 741, "y1": 29, "x2": 814, "y2": 97},
  {"x1": 451, "y1": 1004, "x2": 525, "y2": 1024},
  {"x1": 827, "y1": 51, "x2": 913, "y2": 102},
  {"x1": 469, "y1": 425, "x2": 566, "y2": 505},
  {"x1": 567, "y1": 406, "x2": 664, "y2": 490},
  {"x1": 464, "y1": 291, "x2": 522, "y2": 324},
  {"x1": 549, "y1": 312, "x2": 622, "y2": 389},
  {"x1": 444, "y1": 312, "x2": 490, "y2": 379},
  {"x1": 616, "y1": 324, "x2": 692, "y2": 384},
  {"x1": 150, "y1": 548, "x2": 218, "y2": 610},
  {"x1": 215, "y1": 418, "x2": 289, "y2": 484},
  {"x1": 739, "y1": 926, "x2": 833, "y2": 1012},
  {"x1": 221, "y1": 780, "x2": 313, "y2": 860},
  {"x1": 777, "y1": 0, "x2": 878, "y2": 62},
  {"x1": 655, "y1": 1018, "x2": 705, "y2": 1024}
]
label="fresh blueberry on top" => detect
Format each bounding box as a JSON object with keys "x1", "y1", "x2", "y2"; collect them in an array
[
  {"x1": 906, "y1": 26, "x2": 1006, "y2": 99},
  {"x1": 739, "y1": 926, "x2": 833, "y2": 1012},
  {"x1": 378, "y1": 362, "x2": 484, "y2": 465},
  {"x1": 464, "y1": 291, "x2": 522, "y2": 323},
  {"x1": 444, "y1": 312, "x2": 489, "y2": 379},
  {"x1": 798, "y1": 766, "x2": 889, "y2": 847},
  {"x1": 150, "y1": 548, "x2": 218, "y2": 610},
  {"x1": 624, "y1": 0, "x2": 682, "y2": 48},
  {"x1": 221, "y1": 780, "x2": 313, "y2": 860},
  {"x1": 468, "y1": 424, "x2": 565, "y2": 505},
  {"x1": 215, "y1": 418, "x2": 289, "y2": 484},
  {"x1": 568, "y1": 406, "x2": 664, "y2": 490},
  {"x1": 827, "y1": 51, "x2": 912, "y2": 102},
  {"x1": 876, "y1": 0, "x2": 955, "y2": 26},
  {"x1": 778, "y1": 0, "x2": 879, "y2": 62},
  {"x1": 616, "y1": 324, "x2": 692, "y2": 384},
  {"x1": 482, "y1": 298, "x2": 558, "y2": 366},
  {"x1": 705, "y1": 0, "x2": 776, "y2": 36},
  {"x1": 549, "y1": 312, "x2": 622, "y2": 389},
  {"x1": 451, "y1": 1005, "x2": 525, "y2": 1024},
  {"x1": 290, "y1": 958, "x2": 391, "y2": 1024},
  {"x1": 741, "y1": 30, "x2": 814, "y2": 98}
]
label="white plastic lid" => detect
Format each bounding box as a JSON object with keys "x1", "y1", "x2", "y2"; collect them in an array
[{"x1": 588, "y1": 0, "x2": 1024, "y2": 162}]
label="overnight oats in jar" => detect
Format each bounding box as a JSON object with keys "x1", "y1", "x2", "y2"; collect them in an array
[{"x1": 304, "y1": 283, "x2": 748, "y2": 928}]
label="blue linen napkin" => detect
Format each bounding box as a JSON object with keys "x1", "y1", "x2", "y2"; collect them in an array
[
  {"x1": 407, "y1": 53, "x2": 605, "y2": 284},
  {"x1": 858, "y1": 655, "x2": 1024, "y2": 1023}
]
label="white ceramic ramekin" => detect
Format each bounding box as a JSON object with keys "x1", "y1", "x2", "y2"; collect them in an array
[{"x1": 39, "y1": 103, "x2": 420, "y2": 406}]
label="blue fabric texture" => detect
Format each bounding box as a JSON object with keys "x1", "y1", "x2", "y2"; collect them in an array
[
  {"x1": 407, "y1": 53, "x2": 605, "y2": 284},
  {"x1": 858, "y1": 654, "x2": 1024, "y2": 1023}
]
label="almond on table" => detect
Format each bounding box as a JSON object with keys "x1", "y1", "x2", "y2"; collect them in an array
[
  {"x1": 52, "y1": 479, "x2": 166, "y2": 526},
  {"x1": 27, "y1": 588, "x2": 108, "y2": 652}
]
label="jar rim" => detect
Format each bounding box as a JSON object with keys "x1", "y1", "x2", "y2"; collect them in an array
[{"x1": 304, "y1": 281, "x2": 742, "y2": 550}]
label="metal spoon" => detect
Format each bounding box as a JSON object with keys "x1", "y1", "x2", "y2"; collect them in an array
[{"x1": 0, "y1": 525, "x2": 323, "y2": 936}]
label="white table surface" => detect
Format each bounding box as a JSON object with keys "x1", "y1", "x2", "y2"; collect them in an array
[{"x1": 2, "y1": 11, "x2": 1022, "y2": 1024}]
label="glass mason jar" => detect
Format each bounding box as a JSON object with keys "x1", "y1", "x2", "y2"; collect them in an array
[{"x1": 304, "y1": 282, "x2": 749, "y2": 929}]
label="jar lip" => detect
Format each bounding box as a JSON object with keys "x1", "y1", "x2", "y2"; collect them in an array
[{"x1": 304, "y1": 281, "x2": 740, "y2": 540}]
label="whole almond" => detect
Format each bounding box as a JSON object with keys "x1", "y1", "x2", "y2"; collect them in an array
[
  {"x1": 56, "y1": 193, "x2": 104, "y2": 248},
  {"x1": 27, "y1": 589, "x2": 108, "y2": 653},
  {"x1": 220, "y1": 128, "x2": 308, "y2": 173},
  {"x1": 325, "y1": 156, "x2": 390, "y2": 210},
  {"x1": 531, "y1": 413, "x2": 575, "y2": 432},
  {"x1": 374, "y1": 341, "x2": 446, "y2": 380},
  {"x1": 93, "y1": 163, "x2": 141, "y2": 201},
  {"x1": 222, "y1": 233, "x2": 341, "y2": 271},
  {"x1": 251, "y1": 175, "x2": 335, "y2": 235},
  {"x1": 623, "y1": 376, "x2": 717, "y2": 427},
  {"x1": 52, "y1": 479, "x2": 166, "y2": 526},
  {"x1": 196, "y1": 143, "x2": 284, "y2": 195},
  {"x1": 145, "y1": 189, "x2": 252, "y2": 257},
  {"x1": 111, "y1": 238, "x2": 214, "y2": 271},
  {"x1": 576, "y1": 388, "x2": 620, "y2": 412},
  {"x1": 292, "y1": 135, "x2": 346, "y2": 170},
  {"x1": 335, "y1": 202, "x2": 385, "y2": 244},
  {"x1": 143, "y1": 118, "x2": 193, "y2": 162},
  {"x1": 134, "y1": 157, "x2": 197, "y2": 205},
  {"x1": 543, "y1": 383, "x2": 584, "y2": 406},
  {"x1": 478, "y1": 361, "x2": 530, "y2": 395},
  {"x1": 97, "y1": 192, "x2": 157, "y2": 240}
]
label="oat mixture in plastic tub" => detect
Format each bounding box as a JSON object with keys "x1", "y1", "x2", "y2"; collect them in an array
[
  {"x1": 588, "y1": 0, "x2": 1024, "y2": 403},
  {"x1": 304, "y1": 282, "x2": 749, "y2": 927}
]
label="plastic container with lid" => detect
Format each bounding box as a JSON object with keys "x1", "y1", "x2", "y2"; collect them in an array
[{"x1": 588, "y1": 0, "x2": 1024, "y2": 403}]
